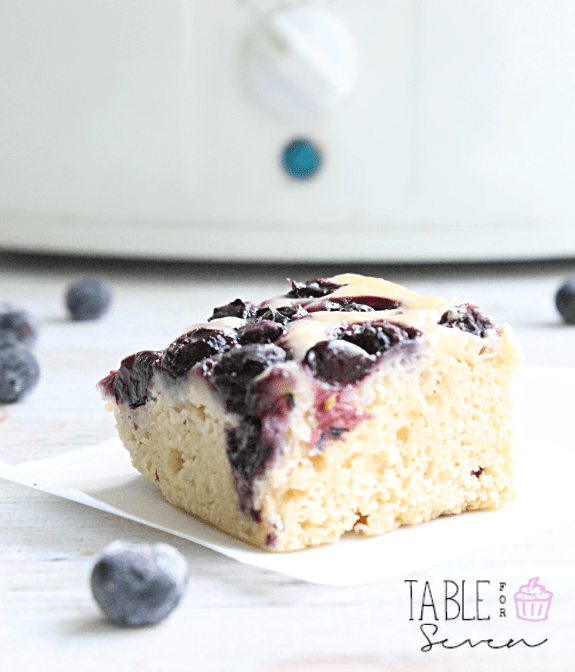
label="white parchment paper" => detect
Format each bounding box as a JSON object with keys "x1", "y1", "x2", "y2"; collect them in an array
[{"x1": 1, "y1": 366, "x2": 573, "y2": 586}]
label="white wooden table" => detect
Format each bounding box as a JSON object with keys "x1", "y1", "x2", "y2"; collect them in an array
[{"x1": 1, "y1": 251, "x2": 574, "y2": 672}]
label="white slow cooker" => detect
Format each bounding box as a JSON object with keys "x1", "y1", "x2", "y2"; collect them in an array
[{"x1": 2, "y1": 0, "x2": 575, "y2": 262}]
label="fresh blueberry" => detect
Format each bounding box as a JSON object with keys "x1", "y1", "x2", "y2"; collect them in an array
[
  {"x1": 208, "y1": 298, "x2": 258, "y2": 322},
  {"x1": 285, "y1": 277, "x2": 344, "y2": 299},
  {"x1": 439, "y1": 304, "x2": 496, "y2": 337},
  {"x1": 90, "y1": 541, "x2": 188, "y2": 627},
  {"x1": 0, "y1": 342, "x2": 40, "y2": 403},
  {"x1": 0, "y1": 304, "x2": 38, "y2": 347},
  {"x1": 160, "y1": 328, "x2": 236, "y2": 381},
  {"x1": 555, "y1": 278, "x2": 575, "y2": 325},
  {"x1": 66, "y1": 278, "x2": 113, "y2": 321},
  {"x1": 304, "y1": 340, "x2": 376, "y2": 385}
]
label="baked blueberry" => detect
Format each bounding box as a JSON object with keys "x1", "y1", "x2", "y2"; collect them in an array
[
  {"x1": 66, "y1": 278, "x2": 113, "y2": 321},
  {"x1": 307, "y1": 299, "x2": 374, "y2": 313},
  {"x1": 555, "y1": 278, "x2": 575, "y2": 325},
  {"x1": 349, "y1": 296, "x2": 401, "y2": 311},
  {"x1": 90, "y1": 541, "x2": 188, "y2": 627},
  {"x1": 304, "y1": 340, "x2": 376, "y2": 385},
  {"x1": 439, "y1": 304, "x2": 496, "y2": 337},
  {"x1": 228, "y1": 417, "x2": 292, "y2": 519},
  {"x1": 227, "y1": 367, "x2": 295, "y2": 518},
  {"x1": 237, "y1": 320, "x2": 286, "y2": 345},
  {"x1": 227, "y1": 417, "x2": 267, "y2": 485},
  {"x1": 160, "y1": 328, "x2": 236, "y2": 381},
  {"x1": 0, "y1": 304, "x2": 38, "y2": 347},
  {"x1": 103, "y1": 350, "x2": 162, "y2": 408},
  {"x1": 338, "y1": 320, "x2": 421, "y2": 356},
  {"x1": 255, "y1": 304, "x2": 309, "y2": 324},
  {"x1": 0, "y1": 342, "x2": 40, "y2": 403},
  {"x1": 307, "y1": 296, "x2": 400, "y2": 313},
  {"x1": 210, "y1": 343, "x2": 287, "y2": 413},
  {"x1": 208, "y1": 298, "x2": 258, "y2": 321},
  {"x1": 285, "y1": 277, "x2": 343, "y2": 299}
]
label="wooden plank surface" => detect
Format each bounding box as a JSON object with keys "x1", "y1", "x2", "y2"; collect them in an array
[{"x1": 1, "y1": 252, "x2": 574, "y2": 672}]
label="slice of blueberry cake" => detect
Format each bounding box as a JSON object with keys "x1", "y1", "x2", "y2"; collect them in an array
[{"x1": 99, "y1": 274, "x2": 522, "y2": 552}]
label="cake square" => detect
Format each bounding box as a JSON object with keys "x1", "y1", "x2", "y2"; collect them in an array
[{"x1": 99, "y1": 274, "x2": 522, "y2": 552}]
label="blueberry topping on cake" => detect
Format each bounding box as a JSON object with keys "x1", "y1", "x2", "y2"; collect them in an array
[
  {"x1": 210, "y1": 343, "x2": 287, "y2": 414},
  {"x1": 285, "y1": 277, "x2": 344, "y2": 298},
  {"x1": 308, "y1": 299, "x2": 374, "y2": 313},
  {"x1": 307, "y1": 296, "x2": 401, "y2": 313},
  {"x1": 338, "y1": 320, "x2": 422, "y2": 357},
  {"x1": 208, "y1": 298, "x2": 258, "y2": 321},
  {"x1": 160, "y1": 328, "x2": 236, "y2": 381},
  {"x1": 352, "y1": 296, "x2": 401, "y2": 311},
  {"x1": 103, "y1": 350, "x2": 161, "y2": 408},
  {"x1": 439, "y1": 304, "x2": 496, "y2": 337},
  {"x1": 304, "y1": 340, "x2": 376, "y2": 385},
  {"x1": 237, "y1": 320, "x2": 286, "y2": 345},
  {"x1": 254, "y1": 304, "x2": 309, "y2": 324}
]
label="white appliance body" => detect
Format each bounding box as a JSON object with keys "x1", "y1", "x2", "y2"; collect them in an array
[{"x1": 2, "y1": 0, "x2": 575, "y2": 261}]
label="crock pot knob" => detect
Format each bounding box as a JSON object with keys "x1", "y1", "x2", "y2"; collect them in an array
[{"x1": 243, "y1": 5, "x2": 358, "y2": 121}]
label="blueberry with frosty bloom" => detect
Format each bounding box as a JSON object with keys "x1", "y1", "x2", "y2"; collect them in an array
[
  {"x1": 90, "y1": 541, "x2": 189, "y2": 627},
  {"x1": 0, "y1": 342, "x2": 40, "y2": 403},
  {"x1": 555, "y1": 278, "x2": 575, "y2": 325},
  {"x1": 0, "y1": 303, "x2": 38, "y2": 347},
  {"x1": 66, "y1": 278, "x2": 113, "y2": 321}
]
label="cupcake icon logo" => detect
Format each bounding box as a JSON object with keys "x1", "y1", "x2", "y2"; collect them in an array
[{"x1": 514, "y1": 578, "x2": 553, "y2": 621}]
